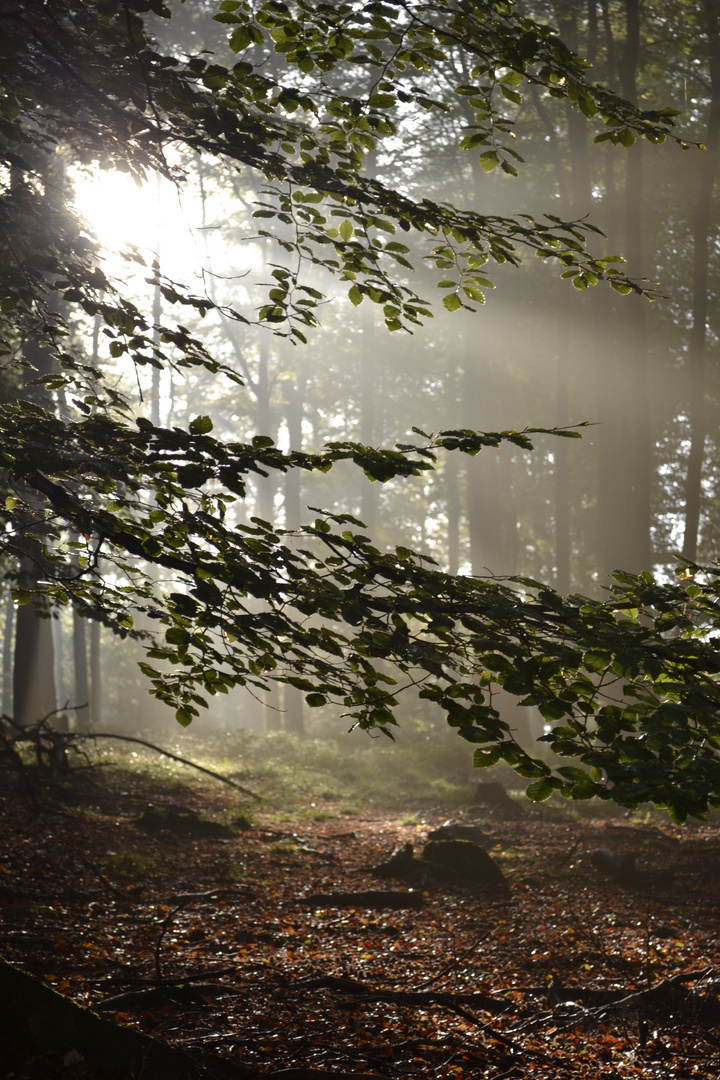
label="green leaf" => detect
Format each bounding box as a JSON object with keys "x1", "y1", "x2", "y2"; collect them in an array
[
  {"x1": 473, "y1": 746, "x2": 501, "y2": 768},
  {"x1": 339, "y1": 220, "x2": 354, "y2": 242},
  {"x1": 579, "y1": 94, "x2": 597, "y2": 119},
  {"x1": 165, "y1": 626, "x2": 190, "y2": 646},
  {"x1": 500, "y1": 69, "x2": 524, "y2": 87},
  {"x1": 667, "y1": 803, "x2": 687, "y2": 825},
  {"x1": 189, "y1": 414, "x2": 213, "y2": 435},
  {"x1": 175, "y1": 707, "x2": 194, "y2": 727},
  {"x1": 479, "y1": 151, "x2": 500, "y2": 173},
  {"x1": 348, "y1": 284, "x2": 363, "y2": 306},
  {"x1": 368, "y1": 93, "x2": 396, "y2": 109},
  {"x1": 526, "y1": 778, "x2": 555, "y2": 802},
  {"x1": 228, "y1": 25, "x2": 251, "y2": 52},
  {"x1": 306, "y1": 693, "x2": 328, "y2": 707},
  {"x1": 442, "y1": 292, "x2": 462, "y2": 312}
]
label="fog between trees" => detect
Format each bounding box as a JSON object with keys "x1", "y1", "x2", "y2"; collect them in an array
[{"x1": 3, "y1": 0, "x2": 720, "y2": 821}]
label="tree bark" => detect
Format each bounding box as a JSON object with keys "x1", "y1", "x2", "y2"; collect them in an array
[
  {"x1": 445, "y1": 370, "x2": 461, "y2": 575},
  {"x1": 619, "y1": 0, "x2": 653, "y2": 571},
  {"x1": 283, "y1": 375, "x2": 305, "y2": 735},
  {"x1": 73, "y1": 610, "x2": 89, "y2": 731},
  {"x1": 2, "y1": 594, "x2": 14, "y2": 717},
  {"x1": 359, "y1": 305, "x2": 379, "y2": 534},
  {"x1": 13, "y1": 569, "x2": 57, "y2": 727},
  {"x1": 463, "y1": 345, "x2": 504, "y2": 576},
  {"x1": 552, "y1": 2, "x2": 593, "y2": 593},
  {"x1": 90, "y1": 618, "x2": 101, "y2": 726},
  {"x1": 682, "y1": 0, "x2": 720, "y2": 560}
]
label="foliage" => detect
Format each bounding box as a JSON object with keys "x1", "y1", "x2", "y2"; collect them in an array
[{"x1": 2, "y1": 0, "x2": 720, "y2": 822}]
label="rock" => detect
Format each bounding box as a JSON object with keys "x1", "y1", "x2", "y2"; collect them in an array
[
  {"x1": 427, "y1": 821, "x2": 492, "y2": 845},
  {"x1": 422, "y1": 839, "x2": 508, "y2": 892}
]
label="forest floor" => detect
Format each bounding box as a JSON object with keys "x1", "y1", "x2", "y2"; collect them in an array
[{"x1": 2, "y1": 731, "x2": 720, "y2": 1079}]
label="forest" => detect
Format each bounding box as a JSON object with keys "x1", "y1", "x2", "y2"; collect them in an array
[{"x1": 4, "y1": 0, "x2": 720, "y2": 1076}]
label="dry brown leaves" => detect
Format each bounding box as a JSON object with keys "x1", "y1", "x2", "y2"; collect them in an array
[{"x1": 2, "y1": 770, "x2": 720, "y2": 1079}]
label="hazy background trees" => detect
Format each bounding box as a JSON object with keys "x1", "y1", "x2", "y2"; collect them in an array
[{"x1": 2, "y1": 0, "x2": 717, "y2": 744}]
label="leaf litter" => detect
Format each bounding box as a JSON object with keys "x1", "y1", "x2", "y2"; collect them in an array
[{"x1": 2, "y1": 745, "x2": 720, "y2": 1078}]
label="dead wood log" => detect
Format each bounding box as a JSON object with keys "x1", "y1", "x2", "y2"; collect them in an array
[
  {"x1": 297, "y1": 890, "x2": 424, "y2": 910},
  {"x1": 589, "y1": 971, "x2": 720, "y2": 1025},
  {"x1": 99, "y1": 983, "x2": 235, "y2": 1011},
  {"x1": 295, "y1": 974, "x2": 514, "y2": 1016},
  {"x1": 268, "y1": 1070, "x2": 388, "y2": 1080},
  {"x1": 136, "y1": 805, "x2": 236, "y2": 839},
  {"x1": 86, "y1": 733, "x2": 261, "y2": 800},
  {"x1": 294, "y1": 975, "x2": 543, "y2": 1059},
  {"x1": 0, "y1": 956, "x2": 224, "y2": 1079}
]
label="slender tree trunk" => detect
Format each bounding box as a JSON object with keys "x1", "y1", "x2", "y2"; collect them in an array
[
  {"x1": 283, "y1": 377, "x2": 303, "y2": 534},
  {"x1": 52, "y1": 615, "x2": 65, "y2": 713},
  {"x1": 463, "y1": 330, "x2": 504, "y2": 576},
  {"x1": 256, "y1": 332, "x2": 276, "y2": 524},
  {"x1": 73, "y1": 612, "x2": 89, "y2": 731},
  {"x1": 555, "y1": 4, "x2": 594, "y2": 592},
  {"x1": 619, "y1": 0, "x2": 652, "y2": 571},
  {"x1": 595, "y1": 0, "x2": 624, "y2": 579},
  {"x1": 151, "y1": 175, "x2": 162, "y2": 426},
  {"x1": 445, "y1": 370, "x2": 461, "y2": 575},
  {"x1": 682, "y1": 0, "x2": 720, "y2": 560},
  {"x1": 89, "y1": 619, "x2": 101, "y2": 726},
  {"x1": 14, "y1": 561, "x2": 56, "y2": 726},
  {"x1": 253, "y1": 334, "x2": 281, "y2": 734},
  {"x1": 3, "y1": 596, "x2": 14, "y2": 717},
  {"x1": 554, "y1": 336, "x2": 571, "y2": 593},
  {"x1": 282, "y1": 375, "x2": 305, "y2": 735},
  {"x1": 359, "y1": 306, "x2": 378, "y2": 533}
]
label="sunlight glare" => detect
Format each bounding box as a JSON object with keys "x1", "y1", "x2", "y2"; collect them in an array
[{"x1": 71, "y1": 168, "x2": 199, "y2": 283}]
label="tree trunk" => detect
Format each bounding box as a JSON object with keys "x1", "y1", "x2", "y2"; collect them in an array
[
  {"x1": 682, "y1": 0, "x2": 720, "y2": 560},
  {"x1": 2, "y1": 594, "x2": 14, "y2": 717},
  {"x1": 73, "y1": 611, "x2": 89, "y2": 731},
  {"x1": 151, "y1": 175, "x2": 162, "y2": 426},
  {"x1": 14, "y1": 561, "x2": 56, "y2": 727},
  {"x1": 619, "y1": 0, "x2": 653, "y2": 571},
  {"x1": 463, "y1": 350, "x2": 505, "y2": 576},
  {"x1": 282, "y1": 375, "x2": 305, "y2": 735},
  {"x1": 359, "y1": 305, "x2": 379, "y2": 533},
  {"x1": 90, "y1": 618, "x2": 101, "y2": 726},
  {"x1": 552, "y1": 2, "x2": 593, "y2": 593},
  {"x1": 445, "y1": 369, "x2": 461, "y2": 575},
  {"x1": 594, "y1": 0, "x2": 623, "y2": 579},
  {"x1": 554, "y1": 337, "x2": 571, "y2": 593},
  {"x1": 256, "y1": 332, "x2": 276, "y2": 524}
]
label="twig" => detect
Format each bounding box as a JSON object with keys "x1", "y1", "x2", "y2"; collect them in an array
[{"x1": 78, "y1": 733, "x2": 262, "y2": 801}]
